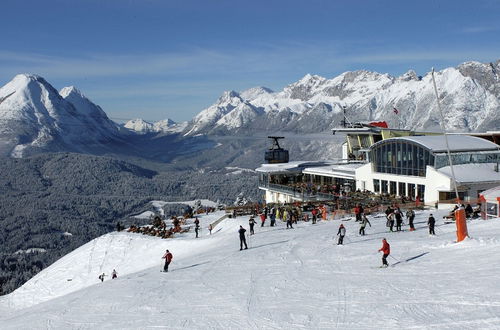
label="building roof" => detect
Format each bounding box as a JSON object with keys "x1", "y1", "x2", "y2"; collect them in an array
[
  {"x1": 480, "y1": 186, "x2": 500, "y2": 200},
  {"x1": 438, "y1": 163, "x2": 500, "y2": 183},
  {"x1": 255, "y1": 161, "x2": 334, "y2": 174},
  {"x1": 385, "y1": 135, "x2": 499, "y2": 153},
  {"x1": 302, "y1": 163, "x2": 364, "y2": 179}
]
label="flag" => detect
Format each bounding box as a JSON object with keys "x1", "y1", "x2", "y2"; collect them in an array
[{"x1": 393, "y1": 107, "x2": 399, "y2": 115}]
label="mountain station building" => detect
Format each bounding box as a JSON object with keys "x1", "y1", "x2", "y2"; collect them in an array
[{"x1": 257, "y1": 124, "x2": 500, "y2": 207}]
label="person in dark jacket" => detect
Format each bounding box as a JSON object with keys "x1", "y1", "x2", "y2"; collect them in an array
[
  {"x1": 427, "y1": 214, "x2": 436, "y2": 235},
  {"x1": 378, "y1": 238, "x2": 390, "y2": 267},
  {"x1": 270, "y1": 208, "x2": 276, "y2": 227},
  {"x1": 162, "y1": 249, "x2": 173, "y2": 272},
  {"x1": 286, "y1": 211, "x2": 294, "y2": 229},
  {"x1": 238, "y1": 226, "x2": 248, "y2": 250},
  {"x1": 465, "y1": 204, "x2": 474, "y2": 218},
  {"x1": 194, "y1": 217, "x2": 200, "y2": 238},
  {"x1": 395, "y1": 209, "x2": 403, "y2": 231},
  {"x1": 337, "y1": 224, "x2": 346, "y2": 245},
  {"x1": 249, "y1": 217, "x2": 256, "y2": 235}
]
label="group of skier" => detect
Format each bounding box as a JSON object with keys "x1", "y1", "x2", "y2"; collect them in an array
[
  {"x1": 98, "y1": 269, "x2": 118, "y2": 282},
  {"x1": 153, "y1": 203, "x2": 439, "y2": 274}
]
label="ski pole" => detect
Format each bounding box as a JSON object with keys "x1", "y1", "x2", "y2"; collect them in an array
[{"x1": 389, "y1": 255, "x2": 400, "y2": 263}]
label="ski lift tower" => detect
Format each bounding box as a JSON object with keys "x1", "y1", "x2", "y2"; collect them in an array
[{"x1": 265, "y1": 136, "x2": 289, "y2": 164}]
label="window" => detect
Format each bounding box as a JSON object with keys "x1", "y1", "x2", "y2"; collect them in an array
[
  {"x1": 408, "y1": 183, "x2": 415, "y2": 199},
  {"x1": 371, "y1": 140, "x2": 435, "y2": 177},
  {"x1": 487, "y1": 202, "x2": 498, "y2": 217},
  {"x1": 390, "y1": 181, "x2": 397, "y2": 195},
  {"x1": 417, "y1": 184, "x2": 425, "y2": 201},
  {"x1": 373, "y1": 179, "x2": 380, "y2": 193},
  {"x1": 381, "y1": 180, "x2": 388, "y2": 193},
  {"x1": 434, "y1": 151, "x2": 500, "y2": 169},
  {"x1": 398, "y1": 182, "x2": 406, "y2": 196}
]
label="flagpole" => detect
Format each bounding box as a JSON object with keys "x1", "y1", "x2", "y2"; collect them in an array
[{"x1": 431, "y1": 67, "x2": 468, "y2": 242}]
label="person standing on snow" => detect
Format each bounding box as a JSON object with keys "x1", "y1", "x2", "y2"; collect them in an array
[
  {"x1": 286, "y1": 210, "x2": 294, "y2": 229},
  {"x1": 260, "y1": 213, "x2": 266, "y2": 227},
  {"x1": 270, "y1": 207, "x2": 276, "y2": 227},
  {"x1": 98, "y1": 273, "x2": 106, "y2": 282},
  {"x1": 427, "y1": 214, "x2": 436, "y2": 235},
  {"x1": 311, "y1": 207, "x2": 318, "y2": 224},
  {"x1": 208, "y1": 223, "x2": 213, "y2": 235},
  {"x1": 406, "y1": 209, "x2": 415, "y2": 231},
  {"x1": 354, "y1": 204, "x2": 361, "y2": 222},
  {"x1": 194, "y1": 217, "x2": 200, "y2": 238},
  {"x1": 238, "y1": 225, "x2": 248, "y2": 250},
  {"x1": 162, "y1": 249, "x2": 173, "y2": 272},
  {"x1": 395, "y1": 209, "x2": 403, "y2": 231},
  {"x1": 387, "y1": 212, "x2": 395, "y2": 232},
  {"x1": 337, "y1": 223, "x2": 346, "y2": 245},
  {"x1": 378, "y1": 238, "x2": 390, "y2": 267},
  {"x1": 112, "y1": 269, "x2": 118, "y2": 279},
  {"x1": 359, "y1": 214, "x2": 371, "y2": 236},
  {"x1": 249, "y1": 217, "x2": 256, "y2": 235}
]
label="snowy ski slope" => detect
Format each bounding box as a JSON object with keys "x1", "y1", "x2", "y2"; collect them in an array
[{"x1": 1, "y1": 209, "x2": 500, "y2": 329}]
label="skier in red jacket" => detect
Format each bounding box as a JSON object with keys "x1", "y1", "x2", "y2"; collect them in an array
[
  {"x1": 162, "y1": 249, "x2": 173, "y2": 272},
  {"x1": 378, "y1": 238, "x2": 390, "y2": 267}
]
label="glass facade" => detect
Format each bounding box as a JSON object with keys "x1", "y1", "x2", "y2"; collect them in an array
[
  {"x1": 434, "y1": 151, "x2": 499, "y2": 169},
  {"x1": 371, "y1": 140, "x2": 434, "y2": 177}
]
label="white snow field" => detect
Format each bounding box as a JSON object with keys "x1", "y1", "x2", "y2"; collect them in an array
[{"x1": 1, "y1": 209, "x2": 500, "y2": 329}]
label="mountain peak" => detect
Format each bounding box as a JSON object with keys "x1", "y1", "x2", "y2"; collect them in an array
[
  {"x1": 59, "y1": 86, "x2": 84, "y2": 99},
  {"x1": 240, "y1": 86, "x2": 274, "y2": 101},
  {"x1": 216, "y1": 90, "x2": 242, "y2": 105}
]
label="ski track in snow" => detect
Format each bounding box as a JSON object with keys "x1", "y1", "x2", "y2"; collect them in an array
[{"x1": 2, "y1": 210, "x2": 500, "y2": 329}]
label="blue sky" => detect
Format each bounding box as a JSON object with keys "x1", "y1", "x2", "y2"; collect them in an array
[{"x1": 1, "y1": 0, "x2": 499, "y2": 122}]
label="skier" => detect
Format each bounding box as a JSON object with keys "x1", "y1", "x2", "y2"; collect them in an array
[
  {"x1": 336, "y1": 223, "x2": 346, "y2": 245},
  {"x1": 286, "y1": 210, "x2": 294, "y2": 229},
  {"x1": 238, "y1": 225, "x2": 248, "y2": 250},
  {"x1": 395, "y1": 209, "x2": 403, "y2": 232},
  {"x1": 354, "y1": 204, "x2": 361, "y2": 222},
  {"x1": 249, "y1": 217, "x2": 256, "y2": 235},
  {"x1": 359, "y1": 213, "x2": 371, "y2": 236},
  {"x1": 208, "y1": 223, "x2": 213, "y2": 235},
  {"x1": 406, "y1": 209, "x2": 415, "y2": 231},
  {"x1": 260, "y1": 213, "x2": 266, "y2": 227},
  {"x1": 98, "y1": 273, "x2": 106, "y2": 282},
  {"x1": 378, "y1": 238, "x2": 390, "y2": 267},
  {"x1": 311, "y1": 207, "x2": 318, "y2": 224},
  {"x1": 194, "y1": 217, "x2": 200, "y2": 238},
  {"x1": 112, "y1": 269, "x2": 118, "y2": 279},
  {"x1": 427, "y1": 214, "x2": 436, "y2": 235},
  {"x1": 270, "y1": 207, "x2": 276, "y2": 227},
  {"x1": 162, "y1": 249, "x2": 173, "y2": 272},
  {"x1": 387, "y1": 212, "x2": 395, "y2": 232}
]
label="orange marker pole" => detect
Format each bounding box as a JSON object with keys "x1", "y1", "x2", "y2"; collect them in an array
[{"x1": 454, "y1": 207, "x2": 468, "y2": 242}]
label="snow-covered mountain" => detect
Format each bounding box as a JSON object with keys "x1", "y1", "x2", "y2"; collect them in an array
[
  {"x1": 124, "y1": 118, "x2": 186, "y2": 134},
  {"x1": 185, "y1": 60, "x2": 500, "y2": 135},
  {"x1": 1, "y1": 59, "x2": 498, "y2": 160},
  {"x1": 0, "y1": 74, "x2": 124, "y2": 157}
]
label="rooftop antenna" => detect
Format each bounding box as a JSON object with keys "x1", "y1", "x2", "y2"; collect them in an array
[
  {"x1": 431, "y1": 68, "x2": 468, "y2": 242},
  {"x1": 340, "y1": 105, "x2": 354, "y2": 128}
]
